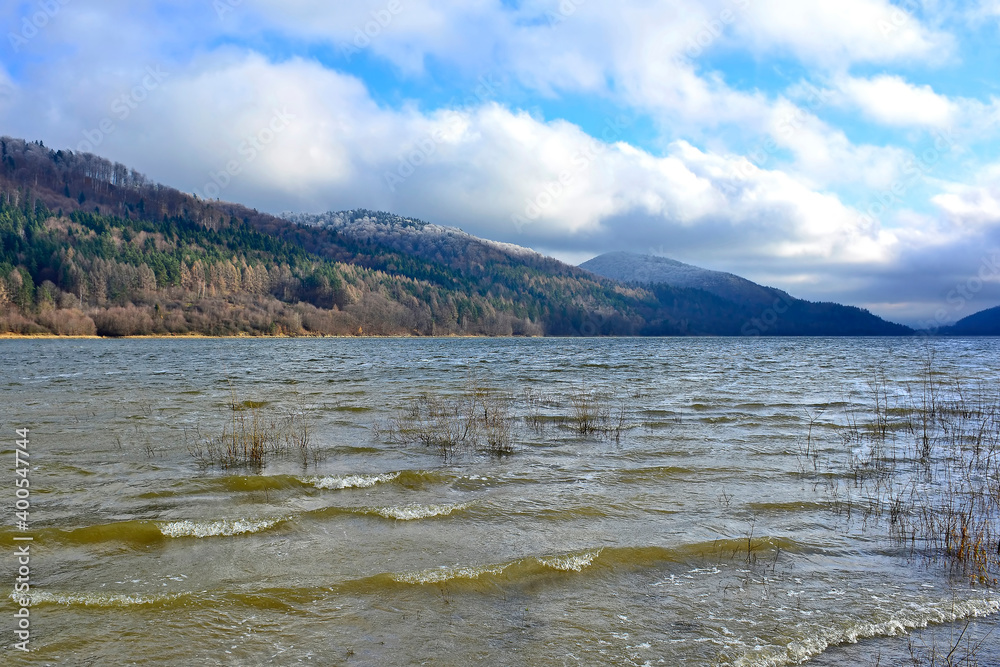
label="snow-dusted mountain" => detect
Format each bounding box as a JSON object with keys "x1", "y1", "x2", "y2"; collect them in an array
[
  {"x1": 580, "y1": 251, "x2": 791, "y2": 307},
  {"x1": 284, "y1": 210, "x2": 571, "y2": 275},
  {"x1": 579, "y1": 250, "x2": 914, "y2": 335}
]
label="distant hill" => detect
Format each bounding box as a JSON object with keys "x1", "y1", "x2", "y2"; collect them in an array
[
  {"x1": 938, "y1": 305, "x2": 1000, "y2": 335},
  {"x1": 580, "y1": 251, "x2": 792, "y2": 307},
  {"x1": 580, "y1": 251, "x2": 912, "y2": 336}
]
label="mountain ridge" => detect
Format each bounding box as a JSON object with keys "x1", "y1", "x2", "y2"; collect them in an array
[
  {"x1": 580, "y1": 251, "x2": 794, "y2": 307},
  {"x1": 937, "y1": 305, "x2": 1000, "y2": 335},
  {"x1": 0, "y1": 135, "x2": 912, "y2": 337}
]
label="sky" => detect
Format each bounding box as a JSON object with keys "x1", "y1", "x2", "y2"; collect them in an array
[{"x1": 1, "y1": 0, "x2": 1000, "y2": 326}]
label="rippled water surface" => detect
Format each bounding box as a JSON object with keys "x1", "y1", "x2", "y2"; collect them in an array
[{"x1": 2, "y1": 337, "x2": 999, "y2": 665}]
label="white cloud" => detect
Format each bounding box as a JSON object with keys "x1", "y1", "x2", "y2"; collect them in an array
[
  {"x1": 1, "y1": 1, "x2": 996, "y2": 324},
  {"x1": 761, "y1": 95, "x2": 911, "y2": 190},
  {"x1": 932, "y1": 163, "x2": 1000, "y2": 228},
  {"x1": 223, "y1": 1, "x2": 952, "y2": 132},
  {"x1": 736, "y1": 0, "x2": 953, "y2": 66},
  {"x1": 27, "y1": 52, "x2": 889, "y2": 270},
  {"x1": 0, "y1": 65, "x2": 15, "y2": 112},
  {"x1": 833, "y1": 74, "x2": 957, "y2": 128},
  {"x1": 3, "y1": 48, "x2": 963, "y2": 303},
  {"x1": 967, "y1": 0, "x2": 1000, "y2": 23}
]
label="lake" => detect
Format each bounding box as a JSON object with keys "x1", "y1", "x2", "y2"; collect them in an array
[{"x1": 3, "y1": 337, "x2": 999, "y2": 665}]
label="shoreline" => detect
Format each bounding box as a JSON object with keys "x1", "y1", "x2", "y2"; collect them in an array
[
  {"x1": 0, "y1": 332, "x2": 542, "y2": 340},
  {"x1": 0, "y1": 332, "x2": 994, "y2": 341}
]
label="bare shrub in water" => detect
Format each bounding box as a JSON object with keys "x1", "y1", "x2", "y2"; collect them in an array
[
  {"x1": 389, "y1": 379, "x2": 517, "y2": 458},
  {"x1": 522, "y1": 387, "x2": 545, "y2": 431},
  {"x1": 189, "y1": 387, "x2": 314, "y2": 470},
  {"x1": 385, "y1": 379, "x2": 635, "y2": 457},
  {"x1": 832, "y1": 359, "x2": 1000, "y2": 585},
  {"x1": 569, "y1": 386, "x2": 632, "y2": 443}
]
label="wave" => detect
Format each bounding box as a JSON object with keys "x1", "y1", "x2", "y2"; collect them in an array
[
  {"x1": 745, "y1": 500, "x2": 838, "y2": 513},
  {"x1": 306, "y1": 472, "x2": 401, "y2": 490},
  {"x1": 367, "y1": 503, "x2": 467, "y2": 521},
  {"x1": 733, "y1": 596, "x2": 1000, "y2": 667},
  {"x1": 156, "y1": 518, "x2": 284, "y2": 538},
  {"x1": 391, "y1": 563, "x2": 508, "y2": 585},
  {"x1": 11, "y1": 590, "x2": 190, "y2": 608},
  {"x1": 373, "y1": 538, "x2": 806, "y2": 588},
  {"x1": 4, "y1": 517, "x2": 286, "y2": 546},
  {"x1": 153, "y1": 469, "x2": 440, "y2": 495},
  {"x1": 384, "y1": 548, "x2": 607, "y2": 587},
  {"x1": 56, "y1": 521, "x2": 167, "y2": 545},
  {"x1": 220, "y1": 474, "x2": 305, "y2": 492},
  {"x1": 503, "y1": 504, "x2": 612, "y2": 520},
  {"x1": 354, "y1": 546, "x2": 669, "y2": 590},
  {"x1": 538, "y1": 550, "x2": 602, "y2": 572},
  {"x1": 303, "y1": 469, "x2": 452, "y2": 491},
  {"x1": 613, "y1": 466, "x2": 694, "y2": 484}
]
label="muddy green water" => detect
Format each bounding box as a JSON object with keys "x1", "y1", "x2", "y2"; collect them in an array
[{"x1": 2, "y1": 337, "x2": 999, "y2": 665}]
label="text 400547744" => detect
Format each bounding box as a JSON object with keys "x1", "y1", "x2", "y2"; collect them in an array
[{"x1": 13, "y1": 427, "x2": 32, "y2": 653}]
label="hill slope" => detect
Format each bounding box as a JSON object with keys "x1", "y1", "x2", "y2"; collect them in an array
[
  {"x1": 0, "y1": 136, "x2": 912, "y2": 337},
  {"x1": 580, "y1": 251, "x2": 911, "y2": 336},
  {"x1": 0, "y1": 137, "x2": 699, "y2": 336},
  {"x1": 285, "y1": 210, "x2": 561, "y2": 275},
  {"x1": 580, "y1": 251, "x2": 792, "y2": 307},
  {"x1": 939, "y1": 305, "x2": 1000, "y2": 335}
]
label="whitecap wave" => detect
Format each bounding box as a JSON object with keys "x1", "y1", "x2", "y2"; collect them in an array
[
  {"x1": 157, "y1": 518, "x2": 282, "y2": 538},
  {"x1": 307, "y1": 472, "x2": 400, "y2": 490},
  {"x1": 392, "y1": 563, "x2": 507, "y2": 585},
  {"x1": 12, "y1": 590, "x2": 188, "y2": 607},
  {"x1": 370, "y1": 503, "x2": 466, "y2": 521},
  {"x1": 539, "y1": 550, "x2": 602, "y2": 572},
  {"x1": 733, "y1": 596, "x2": 1000, "y2": 667}
]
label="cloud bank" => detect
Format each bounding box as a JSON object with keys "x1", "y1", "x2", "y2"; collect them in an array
[{"x1": 2, "y1": 0, "x2": 999, "y2": 324}]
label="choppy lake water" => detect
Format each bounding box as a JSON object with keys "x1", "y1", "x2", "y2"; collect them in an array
[{"x1": 2, "y1": 337, "x2": 999, "y2": 665}]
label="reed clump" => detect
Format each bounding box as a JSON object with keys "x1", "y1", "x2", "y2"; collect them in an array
[
  {"x1": 189, "y1": 388, "x2": 314, "y2": 470},
  {"x1": 382, "y1": 379, "x2": 636, "y2": 458},
  {"x1": 569, "y1": 386, "x2": 632, "y2": 442},
  {"x1": 832, "y1": 357, "x2": 1000, "y2": 585},
  {"x1": 523, "y1": 387, "x2": 545, "y2": 431},
  {"x1": 387, "y1": 380, "x2": 517, "y2": 458}
]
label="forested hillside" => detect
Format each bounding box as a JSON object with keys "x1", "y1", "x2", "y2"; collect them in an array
[
  {"x1": 938, "y1": 305, "x2": 1000, "y2": 335},
  {"x1": 0, "y1": 136, "x2": 913, "y2": 337},
  {"x1": 0, "y1": 137, "x2": 665, "y2": 336}
]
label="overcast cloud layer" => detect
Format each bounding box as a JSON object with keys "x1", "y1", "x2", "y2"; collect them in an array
[{"x1": 2, "y1": 0, "x2": 1000, "y2": 326}]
